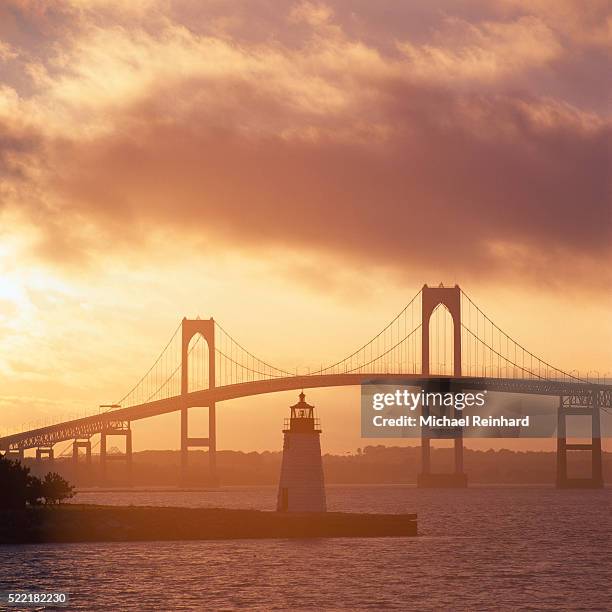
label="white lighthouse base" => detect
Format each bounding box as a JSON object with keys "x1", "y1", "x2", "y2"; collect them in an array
[{"x1": 277, "y1": 432, "x2": 326, "y2": 512}]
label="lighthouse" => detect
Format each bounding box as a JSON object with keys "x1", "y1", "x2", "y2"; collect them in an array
[{"x1": 276, "y1": 392, "x2": 327, "y2": 512}]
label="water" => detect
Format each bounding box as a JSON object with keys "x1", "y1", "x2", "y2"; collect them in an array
[{"x1": 1, "y1": 485, "x2": 611, "y2": 611}]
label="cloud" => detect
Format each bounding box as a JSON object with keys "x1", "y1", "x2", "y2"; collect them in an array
[
  {"x1": 398, "y1": 16, "x2": 562, "y2": 83},
  {"x1": 0, "y1": 0, "x2": 610, "y2": 290}
]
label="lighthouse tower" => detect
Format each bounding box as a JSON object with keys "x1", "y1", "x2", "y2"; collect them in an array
[{"x1": 276, "y1": 392, "x2": 327, "y2": 512}]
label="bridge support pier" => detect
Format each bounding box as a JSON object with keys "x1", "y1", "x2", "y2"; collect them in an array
[
  {"x1": 418, "y1": 437, "x2": 467, "y2": 488},
  {"x1": 100, "y1": 422, "x2": 132, "y2": 486},
  {"x1": 72, "y1": 438, "x2": 93, "y2": 484},
  {"x1": 418, "y1": 378, "x2": 468, "y2": 488},
  {"x1": 556, "y1": 394, "x2": 603, "y2": 489},
  {"x1": 181, "y1": 403, "x2": 217, "y2": 486},
  {"x1": 35, "y1": 447, "x2": 54, "y2": 462},
  {"x1": 73, "y1": 439, "x2": 92, "y2": 464},
  {"x1": 4, "y1": 447, "x2": 24, "y2": 462}
]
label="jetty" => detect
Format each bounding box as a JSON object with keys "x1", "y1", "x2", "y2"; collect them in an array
[{"x1": 0, "y1": 505, "x2": 417, "y2": 544}]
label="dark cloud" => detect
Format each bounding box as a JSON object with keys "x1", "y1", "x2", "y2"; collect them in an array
[
  {"x1": 44, "y1": 77, "x2": 610, "y2": 287},
  {"x1": 0, "y1": 0, "x2": 610, "y2": 289}
]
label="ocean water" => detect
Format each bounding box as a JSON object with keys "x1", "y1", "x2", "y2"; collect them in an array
[{"x1": 1, "y1": 485, "x2": 610, "y2": 611}]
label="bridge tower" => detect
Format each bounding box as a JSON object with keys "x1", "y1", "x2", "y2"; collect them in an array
[
  {"x1": 277, "y1": 392, "x2": 326, "y2": 512},
  {"x1": 181, "y1": 318, "x2": 217, "y2": 486},
  {"x1": 418, "y1": 284, "x2": 467, "y2": 487}
]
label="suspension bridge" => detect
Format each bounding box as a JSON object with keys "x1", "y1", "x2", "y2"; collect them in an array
[{"x1": 1, "y1": 284, "x2": 609, "y2": 488}]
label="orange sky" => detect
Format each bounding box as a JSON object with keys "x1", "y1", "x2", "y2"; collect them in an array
[{"x1": 0, "y1": 0, "x2": 610, "y2": 453}]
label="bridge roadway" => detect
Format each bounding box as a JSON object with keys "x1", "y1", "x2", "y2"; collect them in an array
[{"x1": 1, "y1": 374, "x2": 611, "y2": 451}]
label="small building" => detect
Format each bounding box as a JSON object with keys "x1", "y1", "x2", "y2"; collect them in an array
[{"x1": 276, "y1": 392, "x2": 326, "y2": 512}]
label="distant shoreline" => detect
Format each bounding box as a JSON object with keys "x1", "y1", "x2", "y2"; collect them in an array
[
  {"x1": 21, "y1": 447, "x2": 611, "y2": 488},
  {"x1": 70, "y1": 483, "x2": 610, "y2": 494}
]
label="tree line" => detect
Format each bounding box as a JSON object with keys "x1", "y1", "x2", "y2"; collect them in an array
[{"x1": 0, "y1": 454, "x2": 74, "y2": 509}]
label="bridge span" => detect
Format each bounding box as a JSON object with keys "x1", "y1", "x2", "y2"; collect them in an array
[
  {"x1": 1, "y1": 284, "x2": 609, "y2": 488},
  {"x1": 1, "y1": 374, "x2": 610, "y2": 452}
]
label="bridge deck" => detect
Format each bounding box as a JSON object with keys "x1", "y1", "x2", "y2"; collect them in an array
[{"x1": 1, "y1": 375, "x2": 610, "y2": 450}]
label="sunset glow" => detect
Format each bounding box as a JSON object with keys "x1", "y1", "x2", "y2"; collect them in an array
[{"x1": 0, "y1": 0, "x2": 610, "y2": 452}]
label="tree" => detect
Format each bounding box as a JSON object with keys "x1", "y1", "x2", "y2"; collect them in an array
[
  {"x1": 25, "y1": 475, "x2": 44, "y2": 506},
  {"x1": 41, "y1": 472, "x2": 75, "y2": 505},
  {"x1": 0, "y1": 454, "x2": 37, "y2": 509},
  {"x1": 0, "y1": 455, "x2": 75, "y2": 508}
]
